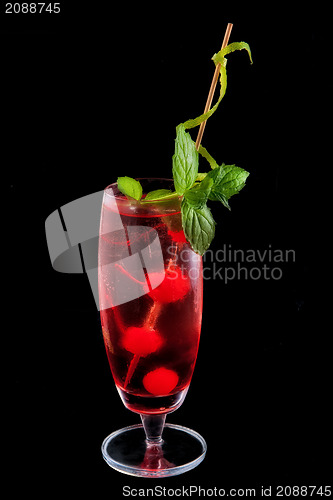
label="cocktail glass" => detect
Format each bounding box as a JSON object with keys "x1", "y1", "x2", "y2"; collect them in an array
[{"x1": 98, "y1": 178, "x2": 206, "y2": 477}]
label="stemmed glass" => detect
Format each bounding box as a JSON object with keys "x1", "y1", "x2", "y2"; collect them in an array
[{"x1": 98, "y1": 178, "x2": 206, "y2": 477}]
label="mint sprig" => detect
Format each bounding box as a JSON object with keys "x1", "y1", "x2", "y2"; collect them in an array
[
  {"x1": 116, "y1": 40, "x2": 252, "y2": 256},
  {"x1": 172, "y1": 41, "x2": 252, "y2": 254}
]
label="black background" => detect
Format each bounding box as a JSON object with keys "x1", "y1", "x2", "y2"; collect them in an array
[{"x1": 3, "y1": 1, "x2": 331, "y2": 495}]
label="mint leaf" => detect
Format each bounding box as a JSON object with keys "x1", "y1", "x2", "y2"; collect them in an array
[
  {"x1": 197, "y1": 147, "x2": 249, "y2": 208},
  {"x1": 117, "y1": 176, "x2": 142, "y2": 201},
  {"x1": 184, "y1": 176, "x2": 213, "y2": 209},
  {"x1": 181, "y1": 199, "x2": 216, "y2": 256},
  {"x1": 208, "y1": 190, "x2": 231, "y2": 210},
  {"x1": 209, "y1": 164, "x2": 249, "y2": 200},
  {"x1": 172, "y1": 125, "x2": 198, "y2": 195},
  {"x1": 143, "y1": 189, "x2": 178, "y2": 202}
]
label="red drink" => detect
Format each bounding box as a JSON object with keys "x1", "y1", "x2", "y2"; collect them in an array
[{"x1": 98, "y1": 180, "x2": 203, "y2": 415}]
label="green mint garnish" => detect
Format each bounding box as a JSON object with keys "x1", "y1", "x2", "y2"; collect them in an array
[
  {"x1": 172, "y1": 125, "x2": 199, "y2": 196},
  {"x1": 143, "y1": 189, "x2": 178, "y2": 202},
  {"x1": 181, "y1": 201, "x2": 216, "y2": 256},
  {"x1": 172, "y1": 41, "x2": 252, "y2": 254},
  {"x1": 117, "y1": 176, "x2": 143, "y2": 201},
  {"x1": 207, "y1": 164, "x2": 250, "y2": 209},
  {"x1": 184, "y1": 175, "x2": 214, "y2": 210},
  {"x1": 116, "y1": 40, "x2": 252, "y2": 255}
]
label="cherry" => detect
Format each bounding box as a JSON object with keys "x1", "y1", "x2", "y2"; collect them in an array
[
  {"x1": 143, "y1": 367, "x2": 179, "y2": 395},
  {"x1": 122, "y1": 326, "x2": 163, "y2": 357},
  {"x1": 149, "y1": 268, "x2": 190, "y2": 303}
]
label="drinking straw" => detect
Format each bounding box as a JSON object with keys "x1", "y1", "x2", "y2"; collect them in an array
[{"x1": 195, "y1": 23, "x2": 233, "y2": 150}]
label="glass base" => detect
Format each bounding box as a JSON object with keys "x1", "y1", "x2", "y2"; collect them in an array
[{"x1": 101, "y1": 423, "x2": 207, "y2": 478}]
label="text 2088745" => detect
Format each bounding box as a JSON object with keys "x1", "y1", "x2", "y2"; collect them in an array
[{"x1": 5, "y1": 3, "x2": 60, "y2": 14}]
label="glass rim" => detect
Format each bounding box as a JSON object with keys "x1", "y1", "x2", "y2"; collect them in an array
[{"x1": 104, "y1": 178, "x2": 182, "y2": 202}]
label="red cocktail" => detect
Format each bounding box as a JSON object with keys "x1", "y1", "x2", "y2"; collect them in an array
[{"x1": 98, "y1": 179, "x2": 206, "y2": 477}]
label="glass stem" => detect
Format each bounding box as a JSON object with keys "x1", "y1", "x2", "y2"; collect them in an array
[{"x1": 140, "y1": 413, "x2": 166, "y2": 445}]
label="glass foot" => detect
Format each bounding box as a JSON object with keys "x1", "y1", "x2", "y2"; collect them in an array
[{"x1": 101, "y1": 423, "x2": 207, "y2": 478}]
